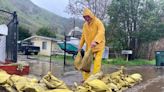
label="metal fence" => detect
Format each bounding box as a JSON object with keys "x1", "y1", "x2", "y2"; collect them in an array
[{"x1": 0, "y1": 9, "x2": 18, "y2": 62}]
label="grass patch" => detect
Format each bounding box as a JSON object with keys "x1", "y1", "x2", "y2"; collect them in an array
[
  {"x1": 51, "y1": 55, "x2": 74, "y2": 62},
  {"x1": 102, "y1": 58, "x2": 155, "y2": 66},
  {"x1": 35, "y1": 55, "x2": 155, "y2": 66},
  {"x1": 34, "y1": 55, "x2": 74, "y2": 62}
]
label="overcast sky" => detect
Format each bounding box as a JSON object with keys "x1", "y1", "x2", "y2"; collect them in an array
[{"x1": 30, "y1": 0, "x2": 71, "y2": 18}]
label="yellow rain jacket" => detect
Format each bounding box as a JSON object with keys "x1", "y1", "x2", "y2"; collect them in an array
[
  {"x1": 79, "y1": 8, "x2": 105, "y2": 80},
  {"x1": 79, "y1": 8, "x2": 105, "y2": 52}
]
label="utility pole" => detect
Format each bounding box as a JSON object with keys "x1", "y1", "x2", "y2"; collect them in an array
[{"x1": 49, "y1": 39, "x2": 53, "y2": 72}]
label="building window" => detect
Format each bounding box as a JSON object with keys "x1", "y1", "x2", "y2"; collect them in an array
[
  {"x1": 42, "y1": 41, "x2": 47, "y2": 50},
  {"x1": 31, "y1": 42, "x2": 34, "y2": 45}
]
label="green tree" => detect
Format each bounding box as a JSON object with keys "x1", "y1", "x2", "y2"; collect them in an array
[
  {"x1": 18, "y1": 26, "x2": 31, "y2": 40},
  {"x1": 107, "y1": 0, "x2": 164, "y2": 59},
  {"x1": 36, "y1": 27, "x2": 56, "y2": 38}
]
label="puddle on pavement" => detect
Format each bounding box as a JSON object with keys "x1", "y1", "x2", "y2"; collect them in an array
[
  {"x1": 141, "y1": 77, "x2": 164, "y2": 92},
  {"x1": 28, "y1": 61, "x2": 75, "y2": 77}
]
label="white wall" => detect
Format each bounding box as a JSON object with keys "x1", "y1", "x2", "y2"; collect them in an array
[{"x1": 0, "y1": 36, "x2": 6, "y2": 62}]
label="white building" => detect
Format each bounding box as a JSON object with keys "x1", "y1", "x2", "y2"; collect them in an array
[{"x1": 0, "y1": 24, "x2": 8, "y2": 62}]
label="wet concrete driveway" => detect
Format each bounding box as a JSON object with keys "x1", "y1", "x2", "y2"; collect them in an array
[{"x1": 18, "y1": 55, "x2": 164, "y2": 92}]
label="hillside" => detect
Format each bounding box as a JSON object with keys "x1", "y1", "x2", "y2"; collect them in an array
[{"x1": 0, "y1": 0, "x2": 83, "y2": 35}]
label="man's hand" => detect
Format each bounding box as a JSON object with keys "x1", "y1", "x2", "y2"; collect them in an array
[
  {"x1": 78, "y1": 47, "x2": 82, "y2": 52},
  {"x1": 91, "y1": 41, "x2": 98, "y2": 48}
]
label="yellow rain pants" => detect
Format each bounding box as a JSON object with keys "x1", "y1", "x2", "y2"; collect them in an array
[{"x1": 82, "y1": 49, "x2": 104, "y2": 80}]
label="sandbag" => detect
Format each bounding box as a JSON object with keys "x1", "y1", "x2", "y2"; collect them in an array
[
  {"x1": 125, "y1": 77, "x2": 136, "y2": 85},
  {"x1": 85, "y1": 71, "x2": 103, "y2": 82},
  {"x1": 129, "y1": 73, "x2": 142, "y2": 82},
  {"x1": 101, "y1": 74, "x2": 112, "y2": 84},
  {"x1": 42, "y1": 72, "x2": 68, "y2": 89},
  {"x1": 0, "y1": 70, "x2": 10, "y2": 84},
  {"x1": 107, "y1": 83, "x2": 119, "y2": 92},
  {"x1": 46, "y1": 89, "x2": 73, "y2": 92},
  {"x1": 109, "y1": 66, "x2": 124, "y2": 79},
  {"x1": 21, "y1": 83, "x2": 45, "y2": 92},
  {"x1": 80, "y1": 49, "x2": 93, "y2": 72},
  {"x1": 74, "y1": 82, "x2": 94, "y2": 92},
  {"x1": 112, "y1": 75, "x2": 129, "y2": 87},
  {"x1": 7, "y1": 75, "x2": 39, "y2": 91},
  {"x1": 0, "y1": 84, "x2": 17, "y2": 92},
  {"x1": 74, "y1": 51, "x2": 82, "y2": 70},
  {"x1": 85, "y1": 79, "x2": 109, "y2": 92},
  {"x1": 75, "y1": 86, "x2": 90, "y2": 92},
  {"x1": 117, "y1": 78, "x2": 128, "y2": 87},
  {"x1": 7, "y1": 75, "x2": 28, "y2": 91}
]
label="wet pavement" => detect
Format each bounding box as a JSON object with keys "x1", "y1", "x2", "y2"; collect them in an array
[
  {"x1": 18, "y1": 55, "x2": 164, "y2": 92},
  {"x1": 123, "y1": 67, "x2": 164, "y2": 92},
  {"x1": 133, "y1": 76, "x2": 164, "y2": 92}
]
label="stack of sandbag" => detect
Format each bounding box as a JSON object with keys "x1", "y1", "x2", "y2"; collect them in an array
[
  {"x1": 101, "y1": 66, "x2": 142, "y2": 91},
  {"x1": 0, "y1": 67, "x2": 142, "y2": 92},
  {"x1": 5, "y1": 74, "x2": 45, "y2": 92},
  {"x1": 0, "y1": 69, "x2": 16, "y2": 92},
  {"x1": 75, "y1": 66, "x2": 142, "y2": 92},
  {"x1": 0, "y1": 70, "x2": 72, "y2": 92}
]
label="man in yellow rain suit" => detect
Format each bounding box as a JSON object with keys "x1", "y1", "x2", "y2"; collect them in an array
[{"x1": 78, "y1": 8, "x2": 105, "y2": 81}]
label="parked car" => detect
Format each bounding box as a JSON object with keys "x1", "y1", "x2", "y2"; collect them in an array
[
  {"x1": 18, "y1": 41, "x2": 40, "y2": 55},
  {"x1": 57, "y1": 40, "x2": 85, "y2": 59}
]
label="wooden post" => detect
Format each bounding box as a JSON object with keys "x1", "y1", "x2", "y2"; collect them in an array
[
  {"x1": 126, "y1": 54, "x2": 129, "y2": 61},
  {"x1": 63, "y1": 33, "x2": 67, "y2": 71}
]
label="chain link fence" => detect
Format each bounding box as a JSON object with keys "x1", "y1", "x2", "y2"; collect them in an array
[{"x1": 0, "y1": 9, "x2": 18, "y2": 62}]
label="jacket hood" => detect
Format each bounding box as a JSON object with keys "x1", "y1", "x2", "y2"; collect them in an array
[{"x1": 83, "y1": 8, "x2": 95, "y2": 19}]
